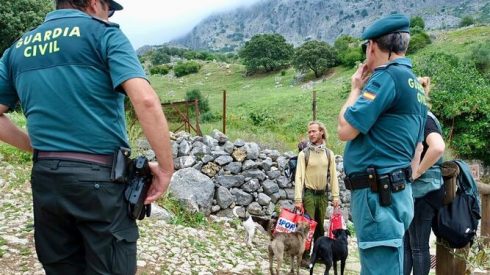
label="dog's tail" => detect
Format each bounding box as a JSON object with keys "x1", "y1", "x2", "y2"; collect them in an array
[
  {"x1": 308, "y1": 238, "x2": 321, "y2": 270},
  {"x1": 232, "y1": 206, "x2": 242, "y2": 219}
]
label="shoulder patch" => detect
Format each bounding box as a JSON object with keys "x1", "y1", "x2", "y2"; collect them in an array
[
  {"x1": 362, "y1": 90, "x2": 376, "y2": 101},
  {"x1": 91, "y1": 16, "x2": 120, "y2": 28}
]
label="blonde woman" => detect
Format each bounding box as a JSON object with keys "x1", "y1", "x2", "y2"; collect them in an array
[{"x1": 404, "y1": 77, "x2": 446, "y2": 275}]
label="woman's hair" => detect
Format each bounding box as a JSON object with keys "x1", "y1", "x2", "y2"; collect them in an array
[
  {"x1": 375, "y1": 32, "x2": 410, "y2": 54},
  {"x1": 418, "y1": 76, "x2": 431, "y2": 96},
  {"x1": 418, "y1": 76, "x2": 432, "y2": 109},
  {"x1": 308, "y1": 121, "x2": 328, "y2": 141}
]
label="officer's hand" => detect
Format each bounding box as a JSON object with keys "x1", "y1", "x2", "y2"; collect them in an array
[
  {"x1": 145, "y1": 161, "x2": 172, "y2": 204},
  {"x1": 351, "y1": 63, "x2": 370, "y2": 92},
  {"x1": 411, "y1": 170, "x2": 422, "y2": 182}
]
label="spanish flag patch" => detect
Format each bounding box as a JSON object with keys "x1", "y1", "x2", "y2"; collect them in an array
[{"x1": 362, "y1": 90, "x2": 376, "y2": 101}]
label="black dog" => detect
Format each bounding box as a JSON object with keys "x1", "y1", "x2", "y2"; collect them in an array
[{"x1": 309, "y1": 229, "x2": 350, "y2": 275}]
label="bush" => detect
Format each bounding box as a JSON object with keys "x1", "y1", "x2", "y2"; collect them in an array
[
  {"x1": 149, "y1": 64, "x2": 171, "y2": 75},
  {"x1": 333, "y1": 35, "x2": 363, "y2": 67},
  {"x1": 185, "y1": 89, "x2": 210, "y2": 115},
  {"x1": 201, "y1": 111, "x2": 222, "y2": 123},
  {"x1": 460, "y1": 16, "x2": 475, "y2": 27},
  {"x1": 249, "y1": 109, "x2": 274, "y2": 126},
  {"x1": 414, "y1": 52, "x2": 490, "y2": 164},
  {"x1": 407, "y1": 32, "x2": 431, "y2": 54},
  {"x1": 174, "y1": 61, "x2": 201, "y2": 77},
  {"x1": 341, "y1": 48, "x2": 363, "y2": 67},
  {"x1": 470, "y1": 40, "x2": 490, "y2": 78}
]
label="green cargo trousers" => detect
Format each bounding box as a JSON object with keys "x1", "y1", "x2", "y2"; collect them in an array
[
  {"x1": 31, "y1": 159, "x2": 138, "y2": 275},
  {"x1": 303, "y1": 189, "x2": 328, "y2": 242}
]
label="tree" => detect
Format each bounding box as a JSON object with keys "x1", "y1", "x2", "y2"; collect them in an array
[
  {"x1": 238, "y1": 34, "x2": 294, "y2": 74},
  {"x1": 293, "y1": 40, "x2": 337, "y2": 78},
  {"x1": 410, "y1": 16, "x2": 425, "y2": 30},
  {"x1": 334, "y1": 35, "x2": 363, "y2": 67},
  {"x1": 150, "y1": 49, "x2": 171, "y2": 65},
  {"x1": 0, "y1": 0, "x2": 53, "y2": 55},
  {"x1": 414, "y1": 53, "x2": 490, "y2": 164},
  {"x1": 407, "y1": 16, "x2": 431, "y2": 54}
]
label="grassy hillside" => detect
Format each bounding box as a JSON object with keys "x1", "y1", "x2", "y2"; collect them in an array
[
  {"x1": 150, "y1": 25, "x2": 489, "y2": 154},
  {"x1": 151, "y1": 63, "x2": 353, "y2": 153},
  {"x1": 418, "y1": 25, "x2": 489, "y2": 58}
]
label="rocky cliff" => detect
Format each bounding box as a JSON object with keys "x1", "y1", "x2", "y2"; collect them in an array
[{"x1": 170, "y1": 0, "x2": 486, "y2": 51}]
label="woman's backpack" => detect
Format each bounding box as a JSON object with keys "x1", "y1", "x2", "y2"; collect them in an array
[{"x1": 432, "y1": 160, "x2": 481, "y2": 249}]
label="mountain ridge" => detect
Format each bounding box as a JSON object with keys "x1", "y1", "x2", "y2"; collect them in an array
[{"x1": 155, "y1": 0, "x2": 487, "y2": 52}]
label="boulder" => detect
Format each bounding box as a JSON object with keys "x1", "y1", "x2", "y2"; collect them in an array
[{"x1": 169, "y1": 168, "x2": 215, "y2": 215}]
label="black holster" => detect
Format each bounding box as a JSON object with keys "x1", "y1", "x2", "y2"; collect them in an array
[
  {"x1": 111, "y1": 147, "x2": 131, "y2": 183},
  {"x1": 124, "y1": 156, "x2": 153, "y2": 220}
]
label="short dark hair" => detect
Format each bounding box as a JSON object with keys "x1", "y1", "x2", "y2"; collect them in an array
[
  {"x1": 55, "y1": 0, "x2": 91, "y2": 10},
  {"x1": 375, "y1": 32, "x2": 410, "y2": 54}
]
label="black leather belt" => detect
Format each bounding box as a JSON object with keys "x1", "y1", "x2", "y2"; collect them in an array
[
  {"x1": 36, "y1": 151, "x2": 113, "y2": 166},
  {"x1": 305, "y1": 188, "x2": 326, "y2": 195},
  {"x1": 344, "y1": 167, "x2": 411, "y2": 192}
]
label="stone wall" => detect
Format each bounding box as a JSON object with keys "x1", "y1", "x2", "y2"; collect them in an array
[{"x1": 138, "y1": 130, "x2": 350, "y2": 218}]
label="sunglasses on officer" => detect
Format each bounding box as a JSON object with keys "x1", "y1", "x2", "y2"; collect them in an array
[{"x1": 361, "y1": 41, "x2": 370, "y2": 53}]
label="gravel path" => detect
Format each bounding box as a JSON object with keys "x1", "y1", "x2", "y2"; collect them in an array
[{"x1": 0, "y1": 161, "x2": 360, "y2": 275}]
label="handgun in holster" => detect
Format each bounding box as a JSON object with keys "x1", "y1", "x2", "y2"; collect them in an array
[
  {"x1": 367, "y1": 167, "x2": 392, "y2": 207},
  {"x1": 125, "y1": 156, "x2": 153, "y2": 220}
]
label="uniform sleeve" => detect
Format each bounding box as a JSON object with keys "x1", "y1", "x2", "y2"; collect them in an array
[
  {"x1": 0, "y1": 49, "x2": 18, "y2": 110},
  {"x1": 294, "y1": 151, "x2": 306, "y2": 203},
  {"x1": 100, "y1": 27, "x2": 147, "y2": 91},
  {"x1": 344, "y1": 72, "x2": 397, "y2": 134},
  {"x1": 328, "y1": 149, "x2": 339, "y2": 200}
]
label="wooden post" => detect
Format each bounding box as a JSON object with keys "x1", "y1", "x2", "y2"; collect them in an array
[
  {"x1": 479, "y1": 182, "x2": 490, "y2": 245},
  {"x1": 185, "y1": 101, "x2": 190, "y2": 133},
  {"x1": 194, "y1": 99, "x2": 202, "y2": 136},
  {"x1": 436, "y1": 162, "x2": 467, "y2": 275},
  {"x1": 223, "y1": 90, "x2": 227, "y2": 134},
  {"x1": 312, "y1": 90, "x2": 317, "y2": 121}
]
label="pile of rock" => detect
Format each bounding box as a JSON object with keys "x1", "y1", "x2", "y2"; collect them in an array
[{"x1": 138, "y1": 130, "x2": 351, "y2": 218}]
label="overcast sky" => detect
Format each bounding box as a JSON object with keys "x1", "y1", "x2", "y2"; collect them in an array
[{"x1": 111, "y1": 0, "x2": 262, "y2": 49}]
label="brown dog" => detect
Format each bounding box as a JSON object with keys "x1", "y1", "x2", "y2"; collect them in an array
[{"x1": 268, "y1": 221, "x2": 310, "y2": 275}]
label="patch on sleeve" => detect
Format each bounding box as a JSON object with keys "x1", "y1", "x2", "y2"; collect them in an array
[{"x1": 362, "y1": 90, "x2": 376, "y2": 101}]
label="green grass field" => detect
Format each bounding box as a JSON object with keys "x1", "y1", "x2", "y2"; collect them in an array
[{"x1": 151, "y1": 62, "x2": 353, "y2": 153}]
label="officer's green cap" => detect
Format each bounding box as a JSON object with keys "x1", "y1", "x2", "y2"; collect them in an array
[
  {"x1": 361, "y1": 14, "x2": 410, "y2": 40},
  {"x1": 109, "y1": 0, "x2": 123, "y2": 11}
]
